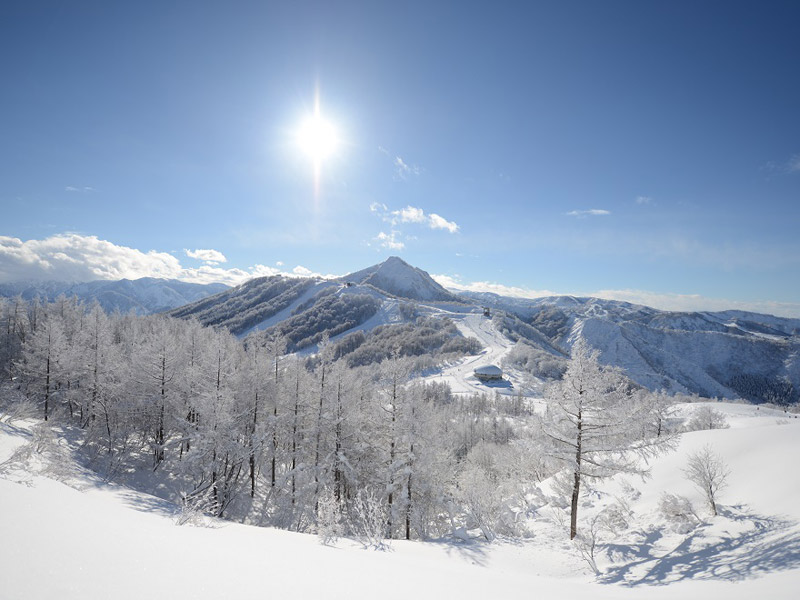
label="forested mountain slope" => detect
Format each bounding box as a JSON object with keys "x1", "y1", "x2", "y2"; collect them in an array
[
  {"x1": 460, "y1": 292, "x2": 800, "y2": 403},
  {"x1": 169, "y1": 275, "x2": 325, "y2": 336},
  {"x1": 170, "y1": 258, "x2": 475, "y2": 355}
]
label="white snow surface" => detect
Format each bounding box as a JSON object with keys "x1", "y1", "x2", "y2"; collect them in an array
[{"x1": 2, "y1": 402, "x2": 800, "y2": 599}]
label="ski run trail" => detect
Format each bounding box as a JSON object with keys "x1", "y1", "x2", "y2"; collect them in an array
[{"x1": 421, "y1": 306, "x2": 526, "y2": 396}]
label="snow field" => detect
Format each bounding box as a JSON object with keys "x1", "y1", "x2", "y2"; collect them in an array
[{"x1": 2, "y1": 402, "x2": 799, "y2": 599}]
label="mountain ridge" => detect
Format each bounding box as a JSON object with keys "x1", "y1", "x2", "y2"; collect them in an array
[{"x1": 0, "y1": 277, "x2": 228, "y2": 314}]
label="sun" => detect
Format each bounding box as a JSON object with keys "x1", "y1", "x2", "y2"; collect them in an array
[
  {"x1": 297, "y1": 112, "x2": 338, "y2": 162},
  {"x1": 294, "y1": 89, "x2": 340, "y2": 198},
  {"x1": 296, "y1": 87, "x2": 339, "y2": 164}
]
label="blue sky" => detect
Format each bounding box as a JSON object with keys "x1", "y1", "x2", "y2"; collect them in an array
[{"x1": 2, "y1": 1, "x2": 799, "y2": 315}]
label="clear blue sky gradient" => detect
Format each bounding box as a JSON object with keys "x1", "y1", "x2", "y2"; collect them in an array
[{"x1": 2, "y1": 1, "x2": 799, "y2": 309}]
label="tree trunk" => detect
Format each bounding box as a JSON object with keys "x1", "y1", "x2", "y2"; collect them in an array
[
  {"x1": 44, "y1": 346, "x2": 50, "y2": 422},
  {"x1": 291, "y1": 362, "x2": 300, "y2": 507},
  {"x1": 314, "y1": 362, "x2": 325, "y2": 516},
  {"x1": 406, "y1": 442, "x2": 413, "y2": 540},
  {"x1": 271, "y1": 353, "x2": 278, "y2": 488},
  {"x1": 250, "y1": 391, "x2": 258, "y2": 498},
  {"x1": 387, "y1": 375, "x2": 397, "y2": 539},
  {"x1": 570, "y1": 407, "x2": 583, "y2": 540},
  {"x1": 333, "y1": 379, "x2": 343, "y2": 504}
]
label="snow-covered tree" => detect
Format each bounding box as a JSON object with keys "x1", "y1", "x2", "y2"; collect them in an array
[
  {"x1": 541, "y1": 341, "x2": 673, "y2": 539},
  {"x1": 685, "y1": 405, "x2": 729, "y2": 432},
  {"x1": 683, "y1": 444, "x2": 730, "y2": 516},
  {"x1": 18, "y1": 304, "x2": 67, "y2": 421},
  {"x1": 0, "y1": 297, "x2": 28, "y2": 380}
]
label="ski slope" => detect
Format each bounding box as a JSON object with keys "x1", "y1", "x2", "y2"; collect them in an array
[{"x1": 420, "y1": 308, "x2": 527, "y2": 396}]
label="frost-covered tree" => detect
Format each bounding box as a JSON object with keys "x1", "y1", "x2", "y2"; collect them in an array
[
  {"x1": 19, "y1": 303, "x2": 67, "y2": 421},
  {"x1": 0, "y1": 297, "x2": 28, "y2": 380},
  {"x1": 75, "y1": 304, "x2": 126, "y2": 454},
  {"x1": 541, "y1": 341, "x2": 672, "y2": 539},
  {"x1": 683, "y1": 445, "x2": 730, "y2": 516},
  {"x1": 131, "y1": 316, "x2": 185, "y2": 467},
  {"x1": 685, "y1": 405, "x2": 729, "y2": 432},
  {"x1": 5, "y1": 295, "x2": 562, "y2": 543}
]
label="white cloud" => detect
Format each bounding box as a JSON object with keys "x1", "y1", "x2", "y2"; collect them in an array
[
  {"x1": 292, "y1": 265, "x2": 313, "y2": 276},
  {"x1": 394, "y1": 156, "x2": 421, "y2": 179},
  {"x1": 0, "y1": 234, "x2": 184, "y2": 282},
  {"x1": 428, "y1": 213, "x2": 459, "y2": 233},
  {"x1": 764, "y1": 153, "x2": 800, "y2": 175},
  {"x1": 392, "y1": 206, "x2": 426, "y2": 224},
  {"x1": 65, "y1": 186, "x2": 80, "y2": 192},
  {"x1": 369, "y1": 204, "x2": 459, "y2": 250},
  {"x1": 65, "y1": 186, "x2": 95, "y2": 193},
  {"x1": 185, "y1": 248, "x2": 227, "y2": 265},
  {"x1": 566, "y1": 209, "x2": 611, "y2": 217},
  {"x1": 0, "y1": 234, "x2": 334, "y2": 287},
  {"x1": 590, "y1": 289, "x2": 800, "y2": 318},
  {"x1": 635, "y1": 196, "x2": 653, "y2": 205},
  {"x1": 379, "y1": 205, "x2": 460, "y2": 233},
  {"x1": 276, "y1": 261, "x2": 284, "y2": 267},
  {"x1": 375, "y1": 231, "x2": 405, "y2": 251},
  {"x1": 432, "y1": 274, "x2": 557, "y2": 299}
]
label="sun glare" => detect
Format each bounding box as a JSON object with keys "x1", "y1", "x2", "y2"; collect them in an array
[
  {"x1": 297, "y1": 113, "x2": 338, "y2": 162},
  {"x1": 295, "y1": 88, "x2": 340, "y2": 199}
]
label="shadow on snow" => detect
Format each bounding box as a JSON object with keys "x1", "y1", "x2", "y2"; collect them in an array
[{"x1": 599, "y1": 505, "x2": 800, "y2": 586}]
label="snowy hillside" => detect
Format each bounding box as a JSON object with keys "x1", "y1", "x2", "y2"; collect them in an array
[
  {"x1": 170, "y1": 259, "x2": 473, "y2": 356},
  {"x1": 459, "y1": 291, "x2": 800, "y2": 403},
  {"x1": 0, "y1": 277, "x2": 228, "y2": 314},
  {"x1": 2, "y1": 402, "x2": 798, "y2": 599},
  {"x1": 169, "y1": 275, "x2": 325, "y2": 335}
]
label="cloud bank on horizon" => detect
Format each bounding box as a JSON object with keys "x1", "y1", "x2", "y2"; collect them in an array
[
  {"x1": 0, "y1": 234, "x2": 330, "y2": 286},
  {"x1": 1, "y1": 233, "x2": 799, "y2": 318}
]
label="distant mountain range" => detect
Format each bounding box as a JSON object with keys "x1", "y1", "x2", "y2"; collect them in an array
[
  {"x1": 3, "y1": 257, "x2": 798, "y2": 403},
  {"x1": 0, "y1": 277, "x2": 228, "y2": 314},
  {"x1": 466, "y1": 291, "x2": 800, "y2": 403}
]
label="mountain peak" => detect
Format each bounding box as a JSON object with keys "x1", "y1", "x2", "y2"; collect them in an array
[{"x1": 344, "y1": 257, "x2": 461, "y2": 302}]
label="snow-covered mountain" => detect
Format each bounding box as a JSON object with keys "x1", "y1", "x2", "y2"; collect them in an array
[
  {"x1": 165, "y1": 259, "x2": 798, "y2": 403},
  {"x1": 171, "y1": 257, "x2": 466, "y2": 342},
  {"x1": 343, "y1": 256, "x2": 463, "y2": 303},
  {"x1": 0, "y1": 277, "x2": 228, "y2": 315},
  {"x1": 461, "y1": 291, "x2": 800, "y2": 404}
]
